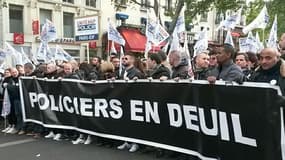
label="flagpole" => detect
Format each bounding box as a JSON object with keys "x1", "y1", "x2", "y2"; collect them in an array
[
  {"x1": 107, "y1": 39, "x2": 110, "y2": 62},
  {"x1": 262, "y1": 29, "x2": 265, "y2": 44},
  {"x1": 86, "y1": 42, "x2": 90, "y2": 64}
]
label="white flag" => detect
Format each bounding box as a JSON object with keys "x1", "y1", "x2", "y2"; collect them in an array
[
  {"x1": 55, "y1": 45, "x2": 74, "y2": 61},
  {"x1": 175, "y1": 6, "x2": 186, "y2": 34},
  {"x1": 37, "y1": 42, "x2": 48, "y2": 61},
  {"x1": 1, "y1": 89, "x2": 11, "y2": 117},
  {"x1": 173, "y1": 6, "x2": 186, "y2": 43},
  {"x1": 217, "y1": 8, "x2": 242, "y2": 30},
  {"x1": 246, "y1": 31, "x2": 258, "y2": 53},
  {"x1": 110, "y1": 41, "x2": 117, "y2": 54},
  {"x1": 4, "y1": 42, "x2": 23, "y2": 66},
  {"x1": 267, "y1": 15, "x2": 278, "y2": 49},
  {"x1": 193, "y1": 29, "x2": 208, "y2": 57},
  {"x1": 256, "y1": 32, "x2": 264, "y2": 52},
  {"x1": 224, "y1": 30, "x2": 235, "y2": 47},
  {"x1": 0, "y1": 49, "x2": 6, "y2": 64},
  {"x1": 21, "y1": 47, "x2": 32, "y2": 65},
  {"x1": 146, "y1": 17, "x2": 169, "y2": 45},
  {"x1": 243, "y1": 6, "x2": 269, "y2": 34},
  {"x1": 37, "y1": 42, "x2": 54, "y2": 63},
  {"x1": 40, "y1": 19, "x2": 57, "y2": 42},
  {"x1": 144, "y1": 40, "x2": 152, "y2": 59},
  {"x1": 169, "y1": 29, "x2": 183, "y2": 53},
  {"x1": 108, "y1": 20, "x2": 125, "y2": 46},
  {"x1": 182, "y1": 35, "x2": 194, "y2": 78},
  {"x1": 239, "y1": 38, "x2": 249, "y2": 53}
]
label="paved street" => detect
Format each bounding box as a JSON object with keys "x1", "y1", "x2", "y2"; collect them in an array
[
  {"x1": 0, "y1": 118, "x2": 175, "y2": 160},
  {"x1": 0, "y1": 131, "x2": 175, "y2": 160}
]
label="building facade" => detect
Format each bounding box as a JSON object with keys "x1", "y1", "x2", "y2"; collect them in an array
[
  {"x1": 0, "y1": 0, "x2": 232, "y2": 64},
  {"x1": 0, "y1": 0, "x2": 178, "y2": 63},
  {"x1": 0, "y1": 0, "x2": 101, "y2": 63}
]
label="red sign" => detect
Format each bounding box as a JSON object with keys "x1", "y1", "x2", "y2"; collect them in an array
[
  {"x1": 89, "y1": 41, "x2": 97, "y2": 49},
  {"x1": 13, "y1": 33, "x2": 24, "y2": 44},
  {"x1": 32, "y1": 20, "x2": 39, "y2": 35}
]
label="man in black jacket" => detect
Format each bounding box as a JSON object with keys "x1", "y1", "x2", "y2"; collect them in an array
[
  {"x1": 5, "y1": 68, "x2": 21, "y2": 134},
  {"x1": 250, "y1": 48, "x2": 285, "y2": 95},
  {"x1": 193, "y1": 51, "x2": 210, "y2": 80},
  {"x1": 147, "y1": 53, "x2": 170, "y2": 80},
  {"x1": 119, "y1": 53, "x2": 144, "y2": 80},
  {"x1": 168, "y1": 50, "x2": 189, "y2": 79}
]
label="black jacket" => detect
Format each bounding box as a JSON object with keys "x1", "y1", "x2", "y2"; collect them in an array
[
  {"x1": 194, "y1": 67, "x2": 210, "y2": 80},
  {"x1": 171, "y1": 60, "x2": 189, "y2": 79},
  {"x1": 6, "y1": 76, "x2": 20, "y2": 100},
  {"x1": 120, "y1": 66, "x2": 144, "y2": 79},
  {"x1": 250, "y1": 60, "x2": 285, "y2": 95},
  {"x1": 148, "y1": 64, "x2": 170, "y2": 79}
]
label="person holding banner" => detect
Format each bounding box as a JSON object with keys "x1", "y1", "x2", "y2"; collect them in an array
[
  {"x1": 207, "y1": 44, "x2": 245, "y2": 84},
  {"x1": 235, "y1": 52, "x2": 252, "y2": 80},
  {"x1": 157, "y1": 51, "x2": 171, "y2": 72},
  {"x1": 250, "y1": 48, "x2": 285, "y2": 94},
  {"x1": 43, "y1": 63, "x2": 65, "y2": 141},
  {"x1": 119, "y1": 53, "x2": 144, "y2": 80},
  {"x1": 193, "y1": 51, "x2": 210, "y2": 80},
  {"x1": 117, "y1": 53, "x2": 144, "y2": 153},
  {"x1": 1, "y1": 68, "x2": 14, "y2": 133},
  {"x1": 16, "y1": 65, "x2": 25, "y2": 76},
  {"x1": 23, "y1": 63, "x2": 34, "y2": 76},
  {"x1": 111, "y1": 56, "x2": 120, "y2": 79},
  {"x1": 98, "y1": 61, "x2": 116, "y2": 80},
  {"x1": 6, "y1": 68, "x2": 22, "y2": 134},
  {"x1": 208, "y1": 49, "x2": 218, "y2": 69},
  {"x1": 146, "y1": 53, "x2": 170, "y2": 80},
  {"x1": 91, "y1": 56, "x2": 101, "y2": 73},
  {"x1": 246, "y1": 51, "x2": 259, "y2": 71},
  {"x1": 168, "y1": 50, "x2": 189, "y2": 79}
]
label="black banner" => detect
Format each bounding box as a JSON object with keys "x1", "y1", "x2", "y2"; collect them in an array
[{"x1": 20, "y1": 77, "x2": 284, "y2": 160}]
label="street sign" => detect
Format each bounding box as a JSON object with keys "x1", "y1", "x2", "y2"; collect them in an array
[{"x1": 74, "y1": 15, "x2": 99, "y2": 42}]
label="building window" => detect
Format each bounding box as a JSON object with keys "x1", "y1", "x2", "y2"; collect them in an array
[
  {"x1": 200, "y1": 13, "x2": 208, "y2": 22},
  {"x1": 115, "y1": 0, "x2": 126, "y2": 5},
  {"x1": 86, "y1": 0, "x2": 96, "y2": 8},
  {"x1": 40, "y1": 9, "x2": 52, "y2": 32},
  {"x1": 165, "y1": 0, "x2": 172, "y2": 12},
  {"x1": 215, "y1": 14, "x2": 223, "y2": 24},
  {"x1": 63, "y1": 12, "x2": 74, "y2": 38},
  {"x1": 63, "y1": 0, "x2": 74, "y2": 4},
  {"x1": 141, "y1": 17, "x2": 147, "y2": 26},
  {"x1": 141, "y1": 0, "x2": 148, "y2": 8},
  {"x1": 9, "y1": 5, "x2": 23, "y2": 33}
]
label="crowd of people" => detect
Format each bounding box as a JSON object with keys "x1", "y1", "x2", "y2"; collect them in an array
[{"x1": 0, "y1": 33, "x2": 285, "y2": 159}]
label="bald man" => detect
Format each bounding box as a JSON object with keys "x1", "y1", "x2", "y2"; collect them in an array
[{"x1": 250, "y1": 48, "x2": 285, "y2": 94}]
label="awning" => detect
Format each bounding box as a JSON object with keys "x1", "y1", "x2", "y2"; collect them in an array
[{"x1": 119, "y1": 27, "x2": 164, "y2": 53}]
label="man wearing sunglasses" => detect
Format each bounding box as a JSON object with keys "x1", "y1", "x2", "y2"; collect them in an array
[{"x1": 120, "y1": 53, "x2": 144, "y2": 80}]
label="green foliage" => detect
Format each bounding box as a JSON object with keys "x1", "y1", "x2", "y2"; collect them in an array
[
  {"x1": 184, "y1": 0, "x2": 245, "y2": 26},
  {"x1": 246, "y1": 0, "x2": 285, "y2": 41},
  {"x1": 112, "y1": 0, "x2": 245, "y2": 34}
]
